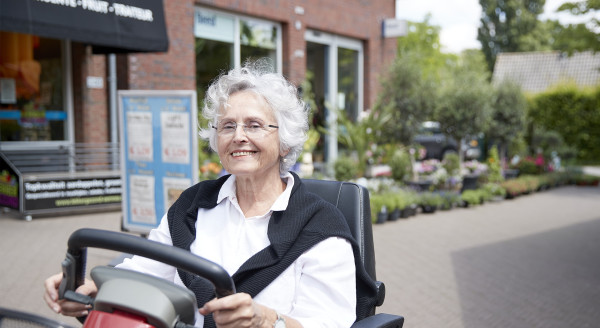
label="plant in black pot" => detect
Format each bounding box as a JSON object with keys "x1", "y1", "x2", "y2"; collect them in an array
[
  {"x1": 370, "y1": 193, "x2": 388, "y2": 224},
  {"x1": 419, "y1": 192, "x2": 443, "y2": 214},
  {"x1": 460, "y1": 189, "x2": 481, "y2": 207},
  {"x1": 385, "y1": 193, "x2": 401, "y2": 221}
]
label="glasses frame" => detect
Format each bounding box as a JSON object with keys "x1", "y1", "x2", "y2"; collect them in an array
[{"x1": 212, "y1": 121, "x2": 279, "y2": 136}]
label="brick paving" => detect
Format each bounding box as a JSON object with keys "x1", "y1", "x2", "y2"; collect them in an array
[{"x1": 1, "y1": 185, "x2": 599, "y2": 327}]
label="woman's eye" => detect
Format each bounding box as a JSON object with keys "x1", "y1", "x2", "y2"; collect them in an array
[
  {"x1": 247, "y1": 122, "x2": 262, "y2": 129},
  {"x1": 222, "y1": 123, "x2": 236, "y2": 130}
]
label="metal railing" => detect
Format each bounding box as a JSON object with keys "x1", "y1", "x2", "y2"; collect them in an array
[{"x1": 0, "y1": 143, "x2": 120, "y2": 174}]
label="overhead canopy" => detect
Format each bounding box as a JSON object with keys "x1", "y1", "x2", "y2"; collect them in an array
[{"x1": 0, "y1": 0, "x2": 168, "y2": 54}]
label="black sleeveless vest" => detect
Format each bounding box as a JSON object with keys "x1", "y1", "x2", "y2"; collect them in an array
[{"x1": 167, "y1": 172, "x2": 377, "y2": 327}]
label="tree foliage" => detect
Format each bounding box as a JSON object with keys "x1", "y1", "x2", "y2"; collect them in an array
[
  {"x1": 528, "y1": 85, "x2": 600, "y2": 162},
  {"x1": 435, "y1": 56, "x2": 493, "y2": 160},
  {"x1": 373, "y1": 54, "x2": 437, "y2": 145},
  {"x1": 553, "y1": 0, "x2": 600, "y2": 52},
  {"x1": 374, "y1": 16, "x2": 457, "y2": 146},
  {"x1": 486, "y1": 79, "x2": 527, "y2": 158},
  {"x1": 397, "y1": 15, "x2": 458, "y2": 81},
  {"x1": 478, "y1": 0, "x2": 546, "y2": 72}
]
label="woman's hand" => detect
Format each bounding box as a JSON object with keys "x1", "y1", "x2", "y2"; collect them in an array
[
  {"x1": 43, "y1": 272, "x2": 98, "y2": 317},
  {"x1": 199, "y1": 293, "x2": 274, "y2": 328}
]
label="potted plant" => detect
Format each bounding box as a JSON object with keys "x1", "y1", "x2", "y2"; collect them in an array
[
  {"x1": 482, "y1": 183, "x2": 506, "y2": 202},
  {"x1": 460, "y1": 189, "x2": 481, "y2": 207},
  {"x1": 369, "y1": 194, "x2": 387, "y2": 224},
  {"x1": 390, "y1": 149, "x2": 413, "y2": 184},
  {"x1": 385, "y1": 193, "x2": 400, "y2": 221},
  {"x1": 439, "y1": 191, "x2": 460, "y2": 210},
  {"x1": 393, "y1": 192, "x2": 410, "y2": 219},
  {"x1": 419, "y1": 192, "x2": 442, "y2": 213}
]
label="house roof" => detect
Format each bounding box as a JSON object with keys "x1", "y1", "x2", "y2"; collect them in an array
[{"x1": 492, "y1": 51, "x2": 600, "y2": 93}]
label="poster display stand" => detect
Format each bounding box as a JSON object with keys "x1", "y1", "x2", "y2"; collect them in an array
[{"x1": 119, "y1": 90, "x2": 198, "y2": 234}]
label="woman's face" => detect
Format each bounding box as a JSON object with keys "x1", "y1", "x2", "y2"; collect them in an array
[{"x1": 216, "y1": 91, "x2": 284, "y2": 179}]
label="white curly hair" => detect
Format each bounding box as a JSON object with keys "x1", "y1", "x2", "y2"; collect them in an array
[{"x1": 198, "y1": 60, "x2": 309, "y2": 174}]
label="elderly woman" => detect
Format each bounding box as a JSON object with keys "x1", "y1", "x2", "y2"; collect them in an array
[{"x1": 44, "y1": 62, "x2": 377, "y2": 328}]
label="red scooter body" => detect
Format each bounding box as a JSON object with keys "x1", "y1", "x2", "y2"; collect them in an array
[{"x1": 84, "y1": 310, "x2": 155, "y2": 328}]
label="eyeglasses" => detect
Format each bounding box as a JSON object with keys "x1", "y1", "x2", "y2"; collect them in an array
[{"x1": 212, "y1": 121, "x2": 279, "y2": 136}]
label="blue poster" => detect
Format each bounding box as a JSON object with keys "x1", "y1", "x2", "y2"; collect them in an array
[{"x1": 119, "y1": 90, "x2": 198, "y2": 233}]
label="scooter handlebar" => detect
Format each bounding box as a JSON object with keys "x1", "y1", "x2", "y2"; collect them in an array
[{"x1": 58, "y1": 228, "x2": 235, "y2": 300}]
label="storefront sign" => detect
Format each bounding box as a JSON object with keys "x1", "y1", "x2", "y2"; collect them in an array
[
  {"x1": 119, "y1": 90, "x2": 198, "y2": 233},
  {"x1": 23, "y1": 176, "x2": 121, "y2": 211},
  {"x1": 0, "y1": 0, "x2": 168, "y2": 53},
  {"x1": 194, "y1": 8, "x2": 234, "y2": 43}
]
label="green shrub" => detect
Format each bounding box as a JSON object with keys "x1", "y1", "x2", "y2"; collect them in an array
[
  {"x1": 500, "y1": 179, "x2": 527, "y2": 197},
  {"x1": 334, "y1": 156, "x2": 358, "y2": 181},
  {"x1": 482, "y1": 183, "x2": 506, "y2": 198},
  {"x1": 390, "y1": 149, "x2": 413, "y2": 183},
  {"x1": 517, "y1": 157, "x2": 539, "y2": 175},
  {"x1": 486, "y1": 146, "x2": 503, "y2": 183},
  {"x1": 369, "y1": 194, "x2": 386, "y2": 223},
  {"x1": 442, "y1": 152, "x2": 460, "y2": 176},
  {"x1": 461, "y1": 190, "x2": 481, "y2": 206},
  {"x1": 528, "y1": 85, "x2": 600, "y2": 163},
  {"x1": 419, "y1": 192, "x2": 443, "y2": 207}
]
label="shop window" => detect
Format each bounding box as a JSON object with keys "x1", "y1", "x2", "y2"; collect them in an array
[
  {"x1": 194, "y1": 7, "x2": 280, "y2": 103},
  {"x1": 0, "y1": 32, "x2": 66, "y2": 142},
  {"x1": 337, "y1": 47, "x2": 359, "y2": 122},
  {"x1": 240, "y1": 19, "x2": 277, "y2": 66}
]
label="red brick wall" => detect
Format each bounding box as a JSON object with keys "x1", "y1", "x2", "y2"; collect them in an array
[
  {"x1": 71, "y1": 43, "x2": 108, "y2": 144},
  {"x1": 131, "y1": 0, "x2": 397, "y2": 110},
  {"x1": 126, "y1": 0, "x2": 196, "y2": 90}
]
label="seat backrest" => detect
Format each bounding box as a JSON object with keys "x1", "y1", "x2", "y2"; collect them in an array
[{"x1": 302, "y1": 179, "x2": 377, "y2": 281}]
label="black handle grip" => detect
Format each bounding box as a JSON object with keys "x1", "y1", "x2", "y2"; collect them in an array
[{"x1": 60, "y1": 228, "x2": 235, "y2": 298}]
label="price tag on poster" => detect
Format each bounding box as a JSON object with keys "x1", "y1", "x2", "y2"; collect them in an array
[{"x1": 119, "y1": 90, "x2": 198, "y2": 233}]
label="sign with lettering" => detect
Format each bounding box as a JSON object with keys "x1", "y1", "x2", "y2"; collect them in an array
[
  {"x1": 194, "y1": 7, "x2": 235, "y2": 43},
  {"x1": 382, "y1": 18, "x2": 408, "y2": 38},
  {"x1": 1, "y1": 0, "x2": 168, "y2": 53},
  {"x1": 23, "y1": 176, "x2": 122, "y2": 211},
  {"x1": 119, "y1": 90, "x2": 198, "y2": 233}
]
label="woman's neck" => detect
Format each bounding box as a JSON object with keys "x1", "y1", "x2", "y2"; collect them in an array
[{"x1": 235, "y1": 173, "x2": 287, "y2": 218}]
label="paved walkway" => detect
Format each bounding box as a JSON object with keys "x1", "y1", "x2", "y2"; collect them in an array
[{"x1": 1, "y1": 185, "x2": 599, "y2": 327}]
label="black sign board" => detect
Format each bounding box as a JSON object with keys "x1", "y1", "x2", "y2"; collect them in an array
[
  {"x1": 23, "y1": 176, "x2": 121, "y2": 211},
  {"x1": 0, "y1": 0, "x2": 168, "y2": 53}
]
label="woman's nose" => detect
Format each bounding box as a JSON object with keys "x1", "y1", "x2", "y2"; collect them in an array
[{"x1": 232, "y1": 124, "x2": 248, "y2": 142}]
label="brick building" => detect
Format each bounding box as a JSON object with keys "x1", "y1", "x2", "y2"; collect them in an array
[{"x1": 1, "y1": 0, "x2": 397, "y2": 167}]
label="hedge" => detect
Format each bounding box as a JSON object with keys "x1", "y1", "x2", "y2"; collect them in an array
[{"x1": 528, "y1": 85, "x2": 600, "y2": 163}]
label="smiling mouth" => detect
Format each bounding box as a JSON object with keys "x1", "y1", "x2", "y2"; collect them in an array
[{"x1": 231, "y1": 151, "x2": 256, "y2": 157}]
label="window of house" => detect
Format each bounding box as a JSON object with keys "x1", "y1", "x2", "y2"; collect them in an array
[{"x1": 0, "y1": 32, "x2": 67, "y2": 142}]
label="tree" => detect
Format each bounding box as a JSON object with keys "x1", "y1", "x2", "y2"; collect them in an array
[
  {"x1": 554, "y1": 0, "x2": 600, "y2": 52},
  {"x1": 478, "y1": 0, "x2": 546, "y2": 72},
  {"x1": 397, "y1": 15, "x2": 458, "y2": 81},
  {"x1": 486, "y1": 79, "x2": 527, "y2": 161},
  {"x1": 435, "y1": 55, "x2": 493, "y2": 163},
  {"x1": 373, "y1": 17, "x2": 452, "y2": 146},
  {"x1": 373, "y1": 54, "x2": 437, "y2": 145}
]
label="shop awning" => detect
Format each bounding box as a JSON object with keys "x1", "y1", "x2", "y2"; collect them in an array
[{"x1": 0, "y1": 0, "x2": 168, "y2": 54}]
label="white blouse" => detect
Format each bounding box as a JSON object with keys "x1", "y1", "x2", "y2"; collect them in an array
[{"x1": 117, "y1": 173, "x2": 357, "y2": 327}]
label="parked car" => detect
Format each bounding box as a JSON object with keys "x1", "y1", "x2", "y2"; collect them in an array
[{"x1": 413, "y1": 121, "x2": 481, "y2": 160}]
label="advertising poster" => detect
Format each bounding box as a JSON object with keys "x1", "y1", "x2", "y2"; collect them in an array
[{"x1": 119, "y1": 90, "x2": 198, "y2": 233}]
